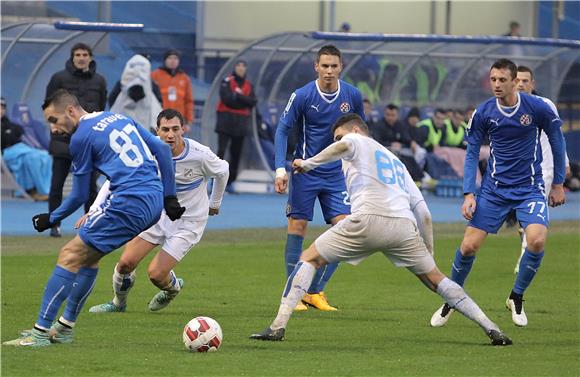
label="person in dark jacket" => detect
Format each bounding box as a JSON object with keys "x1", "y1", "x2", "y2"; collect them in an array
[
  {"x1": 374, "y1": 104, "x2": 423, "y2": 181},
  {"x1": 215, "y1": 60, "x2": 257, "y2": 191},
  {"x1": 45, "y1": 42, "x2": 106, "y2": 237}
]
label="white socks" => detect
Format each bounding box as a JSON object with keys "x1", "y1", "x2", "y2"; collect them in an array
[
  {"x1": 112, "y1": 264, "x2": 135, "y2": 307},
  {"x1": 161, "y1": 270, "x2": 181, "y2": 298},
  {"x1": 271, "y1": 262, "x2": 316, "y2": 330},
  {"x1": 437, "y1": 277, "x2": 499, "y2": 332}
]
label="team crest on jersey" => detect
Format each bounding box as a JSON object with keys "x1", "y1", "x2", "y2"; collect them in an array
[
  {"x1": 339, "y1": 102, "x2": 351, "y2": 113},
  {"x1": 520, "y1": 114, "x2": 532, "y2": 126},
  {"x1": 184, "y1": 168, "x2": 194, "y2": 178}
]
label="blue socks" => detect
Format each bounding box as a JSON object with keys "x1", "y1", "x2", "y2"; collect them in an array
[
  {"x1": 284, "y1": 233, "x2": 339, "y2": 294},
  {"x1": 450, "y1": 248, "x2": 475, "y2": 287},
  {"x1": 62, "y1": 267, "x2": 99, "y2": 323},
  {"x1": 284, "y1": 234, "x2": 304, "y2": 277},
  {"x1": 36, "y1": 266, "x2": 77, "y2": 329},
  {"x1": 513, "y1": 249, "x2": 544, "y2": 295},
  {"x1": 308, "y1": 262, "x2": 339, "y2": 294}
]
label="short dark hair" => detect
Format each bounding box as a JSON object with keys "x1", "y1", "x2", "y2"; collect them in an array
[
  {"x1": 517, "y1": 65, "x2": 534, "y2": 80},
  {"x1": 332, "y1": 113, "x2": 369, "y2": 135},
  {"x1": 385, "y1": 104, "x2": 399, "y2": 111},
  {"x1": 156, "y1": 108, "x2": 185, "y2": 128},
  {"x1": 42, "y1": 89, "x2": 80, "y2": 110},
  {"x1": 510, "y1": 21, "x2": 520, "y2": 29},
  {"x1": 363, "y1": 98, "x2": 371, "y2": 104},
  {"x1": 317, "y1": 45, "x2": 341, "y2": 62},
  {"x1": 70, "y1": 43, "x2": 93, "y2": 59},
  {"x1": 434, "y1": 108, "x2": 447, "y2": 115},
  {"x1": 490, "y1": 58, "x2": 517, "y2": 79}
]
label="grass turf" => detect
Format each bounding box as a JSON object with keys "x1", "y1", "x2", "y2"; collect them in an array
[{"x1": 1, "y1": 221, "x2": 579, "y2": 376}]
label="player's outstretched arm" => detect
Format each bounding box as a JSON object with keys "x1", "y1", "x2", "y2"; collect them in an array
[
  {"x1": 42, "y1": 172, "x2": 92, "y2": 231},
  {"x1": 293, "y1": 139, "x2": 354, "y2": 173}
]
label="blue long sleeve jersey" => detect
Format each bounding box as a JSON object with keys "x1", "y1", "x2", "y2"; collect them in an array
[
  {"x1": 274, "y1": 79, "x2": 365, "y2": 176},
  {"x1": 464, "y1": 92, "x2": 566, "y2": 194},
  {"x1": 50, "y1": 112, "x2": 175, "y2": 224}
]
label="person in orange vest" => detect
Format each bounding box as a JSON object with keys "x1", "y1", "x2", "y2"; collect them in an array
[
  {"x1": 151, "y1": 49, "x2": 194, "y2": 128},
  {"x1": 215, "y1": 60, "x2": 257, "y2": 191}
]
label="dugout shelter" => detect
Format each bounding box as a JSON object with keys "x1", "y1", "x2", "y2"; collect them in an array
[{"x1": 201, "y1": 32, "x2": 580, "y2": 193}]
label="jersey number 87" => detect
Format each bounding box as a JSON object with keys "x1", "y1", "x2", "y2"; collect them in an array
[{"x1": 109, "y1": 124, "x2": 154, "y2": 168}]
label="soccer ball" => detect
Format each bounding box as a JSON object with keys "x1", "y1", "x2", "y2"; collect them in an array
[{"x1": 182, "y1": 316, "x2": 223, "y2": 352}]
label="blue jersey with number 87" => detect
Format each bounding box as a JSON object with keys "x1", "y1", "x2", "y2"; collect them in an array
[{"x1": 70, "y1": 112, "x2": 162, "y2": 193}]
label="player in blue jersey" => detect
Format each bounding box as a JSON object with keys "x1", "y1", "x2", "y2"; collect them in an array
[
  {"x1": 274, "y1": 45, "x2": 365, "y2": 311},
  {"x1": 3, "y1": 90, "x2": 185, "y2": 347},
  {"x1": 430, "y1": 59, "x2": 566, "y2": 328}
]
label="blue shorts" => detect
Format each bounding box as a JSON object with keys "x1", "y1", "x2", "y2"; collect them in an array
[
  {"x1": 469, "y1": 185, "x2": 549, "y2": 234},
  {"x1": 79, "y1": 189, "x2": 163, "y2": 253},
  {"x1": 287, "y1": 171, "x2": 350, "y2": 223}
]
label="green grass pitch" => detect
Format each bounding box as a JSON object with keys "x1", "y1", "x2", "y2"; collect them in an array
[{"x1": 2, "y1": 222, "x2": 579, "y2": 376}]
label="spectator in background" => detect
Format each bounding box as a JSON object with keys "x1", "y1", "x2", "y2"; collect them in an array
[
  {"x1": 504, "y1": 21, "x2": 522, "y2": 37},
  {"x1": 151, "y1": 49, "x2": 194, "y2": 129},
  {"x1": 339, "y1": 22, "x2": 351, "y2": 33},
  {"x1": 374, "y1": 104, "x2": 423, "y2": 181},
  {"x1": 109, "y1": 54, "x2": 163, "y2": 109},
  {"x1": 465, "y1": 105, "x2": 476, "y2": 121},
  {"x1": 415, "y1": 108, "x2": 448, "y2": 152},
  {"x1": 110, "y1": 55, "x2": 163, "y2": 132},
  {"x1": 405, "y1": 106, "x2": 428, "y2": 170},
  {"x1": 215, "y1": 60, "x2": 257, "y2": 192},
  {"x1": 448, "y1": 109, "x2": 467, "y2": 149},
  {"x1": 45, "y1": 42, "x2": 105, "y2": 237},
  {"x1": 363, "y1": 98, "x2": 378, "y2": 138},
  {"x1": 1, "y1": 97, "x2": 52, "y2": 201}
]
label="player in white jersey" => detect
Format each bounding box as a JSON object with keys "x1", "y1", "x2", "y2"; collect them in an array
[
  {"x1": 250, "y1": 114, "x2": 512, "y2": 346},
  {"x1": 511, "y1": 66, "x2": 570, "y2": 273},
  {"x1": 88, "y1": 109, "x2": 229, "y2": 312}
]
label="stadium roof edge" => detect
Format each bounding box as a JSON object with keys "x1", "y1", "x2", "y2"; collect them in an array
[
  {"x1": 311, "y1": 32, "x2": 580, "y2": 49},
  {"x1": 54, "y1": 21, "x2": 144, "y2": 32}
]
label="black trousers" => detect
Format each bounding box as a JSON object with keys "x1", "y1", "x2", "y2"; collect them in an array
[
  {"x1": 216, "y1": 133, "x2": 244, "y2": 185},
  {"x1": 48, "y1": 156, "x2": 99, "y2": 226}
]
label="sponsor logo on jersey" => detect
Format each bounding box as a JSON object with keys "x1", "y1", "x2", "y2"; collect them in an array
[
  {"x1": 310, "y1": 104, "x2": 320, "y2": 112},
  {"x1": 339, "y1": 102, "x2": 351, "y2": 113},
  {"x1": 520, "y1": 114, "x2": 532, "y2": 126},
  {"x1": 184, "y1": 168, "x2": 194, "y2": 178}
]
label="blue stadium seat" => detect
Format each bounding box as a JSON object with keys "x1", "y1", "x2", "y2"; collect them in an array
[{"x1": 11, "y1": 103, "x2": 50, "y2": 150}]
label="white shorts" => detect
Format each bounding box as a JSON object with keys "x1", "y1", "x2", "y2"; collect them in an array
[
  {"x1": 315, "y1": 214, "x2": 436, "y2": 275},
  {"x1": 138, "y1": 213, "x2": 206, "y2": 262}
]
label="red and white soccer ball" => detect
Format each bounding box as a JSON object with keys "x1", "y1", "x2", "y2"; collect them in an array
[{"x1": 182, "y1": 316, "x2": 223, "y2": 353}]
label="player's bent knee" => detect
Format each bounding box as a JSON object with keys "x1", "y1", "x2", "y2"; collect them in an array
[
  {"x1": 459, "y1": 240, "x2": 479, "y2": 255},
  {"x1": 299, "y1": 245, "x2": 327, "y2": 269},
  {"x1": 56, "y1": 247, "x2": 84, "y2": 272},
  {"x1": 526, "y1": 236, "x2": 546, "y2": 252},
  {"x1": 288, "y1": 218, "x2": 308, "y2": 236},
  {"x1": 117, "y1": 256, "x2": 139, "y2": 274},
  {"x1": 147, "y1": 265, "x2": 171, "y2": 285}
]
